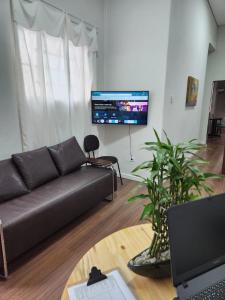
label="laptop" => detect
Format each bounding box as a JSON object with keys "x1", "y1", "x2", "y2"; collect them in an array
[{"x1": 168, "y1": 193, "x2": 225, "y2": 300}]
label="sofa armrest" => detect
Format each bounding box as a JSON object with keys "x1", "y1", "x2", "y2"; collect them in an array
[
  {"x1": 87, "y1": 159, "x2": 116, "y2": 200},
  {"x1": 0, "y1": 220, "x2": 8, "y2": 279}
]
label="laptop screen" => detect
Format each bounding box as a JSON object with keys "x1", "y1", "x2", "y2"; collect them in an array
[{"x1": 168, "y1": 194, "x2": 225, "y2": 287}]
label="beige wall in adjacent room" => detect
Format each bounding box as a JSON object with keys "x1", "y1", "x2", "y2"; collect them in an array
[{"x1": 201, "y1": 26, "x2": 225, "y2": 143}]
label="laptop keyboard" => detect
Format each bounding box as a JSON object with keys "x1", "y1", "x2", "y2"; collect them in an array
[{"x1": 189, "y1": 279, "x2": 225, "y2": 300}]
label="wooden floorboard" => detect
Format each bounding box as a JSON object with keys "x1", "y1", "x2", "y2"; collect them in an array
[{"x1": 0, "y1": 141, "x2": 225, "y2": 300}]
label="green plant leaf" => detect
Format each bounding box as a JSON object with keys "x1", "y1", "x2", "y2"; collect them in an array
[
  {"x1": 132, "y1": 161, "x2": 153, "y2": 173},
  {"x1": 128, "y1": 194, "x2": 149, "y2": 202},
  {"x1": 188, "y1": 138, "x2": 198, "y2": 143},
  {"x1": 132, "y1": 174, "x2": 147, "y2": 181},
  {"x1": 163, "y1": 130, "x2": 172, "y2": 145},
  {"x1": 153, "y1": 128, "x2": 162, "y2": 145},
  {"x1": 140, "y1": 203, "x2": 154, "y2": 220},
  {"x1": 190, "y1": 159, "x2": 208, "y2": 165},
  {"x1": 144, "y1": 141, "x2": 158, "y2": 146},
  {"x1": 203, "y1": 173, "x2": 224, "y2": 179},
  {"x1": 201, "y1": 183, "x2": 214, "y2": 194},
  {"x1": 127, "y1": 129, "x2": 222, "y2": 259}
]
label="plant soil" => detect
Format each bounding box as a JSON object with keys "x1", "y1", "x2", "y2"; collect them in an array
[{"x1": 130, "y1": 249, "x2": 170, "y2": 266}]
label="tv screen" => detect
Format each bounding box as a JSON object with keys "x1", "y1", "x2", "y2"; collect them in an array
[{"x1": 91, "y1": 91, "x2": 149, "y2": 125}]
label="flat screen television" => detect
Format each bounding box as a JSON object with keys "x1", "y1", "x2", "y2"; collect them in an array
[{"x1": 91, "y1": 91, "x2": 149, "y2": 125}]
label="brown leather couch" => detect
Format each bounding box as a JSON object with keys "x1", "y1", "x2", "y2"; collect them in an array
[{"x1": 0, "y1": 137, "x2": 115, "y2": 278}]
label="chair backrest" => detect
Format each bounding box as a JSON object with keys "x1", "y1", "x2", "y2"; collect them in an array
[{"x1": 84, "y1": 135, "x2": 100, "y2": 157}]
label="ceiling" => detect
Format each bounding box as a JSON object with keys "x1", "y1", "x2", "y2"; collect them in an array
[{"x1": 209, "y1": 0, "x2": 225, "y2": 26}]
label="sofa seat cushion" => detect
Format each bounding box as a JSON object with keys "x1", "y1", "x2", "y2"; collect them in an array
[
  {"x1": 0, "y1": 159, "x2": 28, "y2": 203},
  {"x1": 12, "y1": 147, "x2": 59, "y2": 190},
  {"x1": 0, "y1": 166, "x2": 113, "y2": 263},
  {"x1": 48, "y1": 137, "x2": 87, "y2": 176}
]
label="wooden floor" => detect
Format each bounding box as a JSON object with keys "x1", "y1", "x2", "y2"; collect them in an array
[{"x1": 0, "y1": 141, "x2": 225, "y2": 300}]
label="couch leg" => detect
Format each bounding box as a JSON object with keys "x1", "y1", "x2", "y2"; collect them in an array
[{"x1": 0, "y1": 220, "x2": 8, "y2": 279}]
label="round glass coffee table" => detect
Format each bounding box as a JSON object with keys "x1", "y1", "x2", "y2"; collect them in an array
[{"x1": 61, "y1": 224, "x2": 176, "y2": 300}]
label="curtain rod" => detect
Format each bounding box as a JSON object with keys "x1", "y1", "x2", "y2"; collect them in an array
[{"x1": 24, "y1": 0, "x2": 99, "y2": 33}]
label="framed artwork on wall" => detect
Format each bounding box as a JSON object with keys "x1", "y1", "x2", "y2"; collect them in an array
[{"x1": 186, "y1": 76, "x2": 199, "y2": 107}]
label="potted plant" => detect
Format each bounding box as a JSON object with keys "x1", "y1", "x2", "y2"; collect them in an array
[{"x1": 128, "y1": 130, "x2": 221, "y2": 278}]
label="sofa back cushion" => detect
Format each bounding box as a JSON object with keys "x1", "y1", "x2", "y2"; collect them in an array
[
  {"x1": 12, "y1": 147, "x2": 59, "y2": 190},
  {"x1": 0, "y1": 159, "x2": 29, "y2": 203},
  {"x1": 48, "y1": 137, "x2": 87, "y2": 175}
]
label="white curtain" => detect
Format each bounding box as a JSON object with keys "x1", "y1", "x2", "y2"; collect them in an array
[{"x1": 12, "y1": 0, "x2": 98, "y2": 150}]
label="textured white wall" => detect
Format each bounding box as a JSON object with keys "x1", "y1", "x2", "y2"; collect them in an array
[
  {"x1": 102, "y1": 0, "x2": 172, "y2": 179},
  {"x1": 163, "y1": 0, "x2": 217, "y2": 144},
  {"x1": 102, "y1": 0, "x2": 217, "y2": 179},
  {"x1": 0, "y1": 0, "x2": 218, "y2": 172},
  {"x1": 0, "y1": 0, "x2": 22, "y2": 159}
]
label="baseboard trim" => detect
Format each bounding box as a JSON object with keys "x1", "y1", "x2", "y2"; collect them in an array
[{"x1": 120, "y1": 172, "x2": 142, "y2": 182}]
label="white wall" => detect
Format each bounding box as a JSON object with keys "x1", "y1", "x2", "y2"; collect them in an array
[
  {"x1": 0, "y1": 0, "x2": 105, "y2": 159},
  {"x1": 0, "y1": 0, "x2": 218, "y2": 176},
  {"x1": 102, "y1": 0, "x2": 217, "y2": 179},
  {"x1": 201, "y1": 26, "x2": 225, "y2": 142},
  {"x1": 163, "y1": 0, "x2": 217, "y2": 144},
  {"x1": 102, "y1": 0, "x2": 172, "y2": 179},
  {"x1": 0, "y1": 0, "x2": 22, "y2": 159}
]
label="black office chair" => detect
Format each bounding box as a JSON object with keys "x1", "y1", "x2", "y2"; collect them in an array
[{"x1": 84, "y1": 135, "x2": 123, "y2": 185}]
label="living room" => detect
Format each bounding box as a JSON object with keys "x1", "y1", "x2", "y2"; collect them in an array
[{"x1": 1, "y1": 0, "x2": 225, "y2": 299}]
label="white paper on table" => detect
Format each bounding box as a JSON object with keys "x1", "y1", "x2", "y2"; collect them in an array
[{"x1": 67, "y1": 270, "x2": 137, "y2": 300}]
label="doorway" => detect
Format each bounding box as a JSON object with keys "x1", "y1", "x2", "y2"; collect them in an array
[{"x1": 207, "y1": 80, "x2": 225, "y2": 145}]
